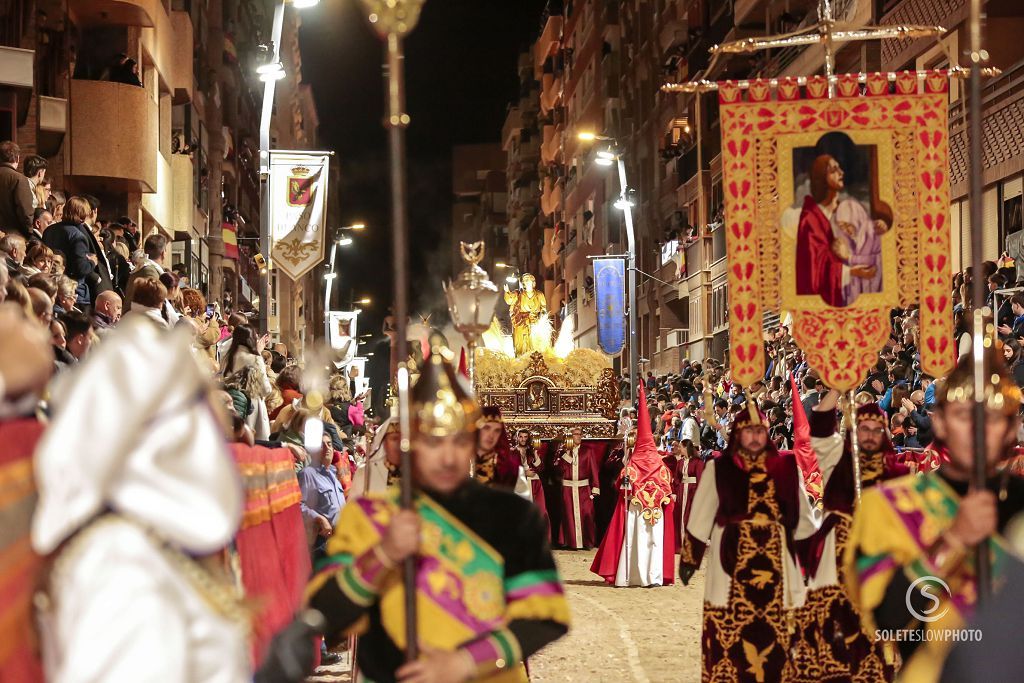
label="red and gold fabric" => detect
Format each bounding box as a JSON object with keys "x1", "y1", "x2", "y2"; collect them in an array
[
  {"x1": 222, "y1": 221, "x2": 239, "y2": 260},
  {"x1": 230, "y1": 443, "x2": 308, "y2": 667},
  {"x1": 718, "y1": 72, "x2": 953, "y2": 389},
  {"x1": 0, "y1": 418, "x2": 45, "y2": 682}
]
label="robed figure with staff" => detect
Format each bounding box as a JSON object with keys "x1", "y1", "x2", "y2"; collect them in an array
[{"x1": 306, "y1": 346, "x2": 570, "y2": 682}]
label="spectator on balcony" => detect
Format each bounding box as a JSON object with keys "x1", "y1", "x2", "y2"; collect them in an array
[
  {"x1": 0, "y1": 142, "x2": 33, "y2": 239},
  {"x1": 125, "y1": 233, "x2": 167, "y2": 311},
  {"x1": 31, "y1": 207, "x2": 54, "y2": 242},
  {"x1": 22, "y1": 155, "x2": 46, "y2": 209},
  {"x1": 42, "y1": 196, "x2": 99, "y2": 309},
  {"x1": 107, "y1": 53, "x2": 143, "y2": 87}
]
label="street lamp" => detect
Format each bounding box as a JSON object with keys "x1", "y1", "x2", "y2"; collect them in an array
[
  {"x1": 355, "y1": 297, "x2": 372, "y2": 306},
  {"x1": 258, "y1": 0, "x2": 322, "y2": 334},
  {"x1": 257, "y1": 61, "x2": 286, "y2": 82},
  {"x1": 578, "y1": 130, "x2": 640, "y2": 405},
  {"x1": 445, "y1": 241, "x2": 501, "y2": 385}
]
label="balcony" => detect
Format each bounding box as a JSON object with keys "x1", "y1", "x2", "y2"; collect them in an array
[
  {"x1": 66, "y1": 79, "x2": 158, "y2": 193},
  {"x1": 37, "y1": 96, "x2": 67, "y2": 156},
  {"x1": 0, "y1": 46, "x2": 33, "y2": 89},
  {"x1": 879, "y1": 0, "x2": 961, "y2": 70},
  {"x1": 710, "y1": 226, "x2": 727, "y2": 263},
  {"x1": 0, "y1": 46, "x2": 34, "y2": 126},
  {"x1": 535, "y1": 14, "x2": 563, "y2": 75},
  {"x1": 68, "y1": 0, "x2": 160, "y2": 27},
  {"x1": 947, "y1": 58, "x2": 1024, "y2": 198},
  {"x1": 657, "y1": 3, "x2": 687, "y2": 56},
  {"x1": 169, "y1": 10, "x2": 194, "y2": 103},
  {"x1": 502, "y1": 107, "x2": 522, "y2": 150}
]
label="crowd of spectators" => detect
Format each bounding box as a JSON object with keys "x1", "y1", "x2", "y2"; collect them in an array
[
  {"x1": 0, "y1": 138, "x2": 373, "y2": 565},
  {"x1": 617, "y1": 257, "x2": 1024, "y2": 466}
]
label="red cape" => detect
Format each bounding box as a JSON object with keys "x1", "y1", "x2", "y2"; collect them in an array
[
  {"x1": 590, "y1": 384, "x2": 675, "y2": 585},
  {"x1": 590, "y1": 492, "x2": 677, "y2": 585}
]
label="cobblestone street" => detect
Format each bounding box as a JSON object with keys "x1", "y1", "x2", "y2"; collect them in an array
[
  {"x1": 528, "y1": 550, "x2": 703, "y2": 683},
  {"x1": 308, "y1": 550, "x2": 705, "y2": 683}
]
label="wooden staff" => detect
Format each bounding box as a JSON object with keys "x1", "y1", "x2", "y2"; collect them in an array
[
  {"x1": 359, "y1": 0, "x2": 427, "y2": 660},
  {"x1": 966, "y1": 0, "x2": 990, "y2": 603}
]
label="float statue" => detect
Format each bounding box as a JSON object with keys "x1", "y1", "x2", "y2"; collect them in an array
[{"x1": 503, "y1": 273, "x2": 548, "y2": 356}]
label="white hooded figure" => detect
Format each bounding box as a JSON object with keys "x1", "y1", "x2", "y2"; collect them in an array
[
  {"x1": 32, "y1": 314, "x2": 249, "y2": 683},
  {"x1": 348, "y1": 416, "x2": 399, "y2": 498}
]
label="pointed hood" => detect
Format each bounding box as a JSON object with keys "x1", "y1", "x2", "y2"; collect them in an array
[
  {"x1": 458, "y1": 347, "x2": 469, "y2": 379},
  {"x1": 790, "y1": 373, "x2": 822, "y2": 501},
  {"x1": 623, "y1": 383, "x2": 673, "y2": 521}
]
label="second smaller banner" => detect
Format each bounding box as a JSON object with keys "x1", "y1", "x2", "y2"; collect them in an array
[{"x1": 594, "y1": 258, "x2": 625, "y2": 356}]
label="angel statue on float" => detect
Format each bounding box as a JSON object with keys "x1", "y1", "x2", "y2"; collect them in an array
[{"x1": 503, "y1": 273, "x2": 548, "y2": 356}]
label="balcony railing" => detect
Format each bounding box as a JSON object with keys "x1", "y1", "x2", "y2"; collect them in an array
[
  {"x1": 947, "y1": 57, "x2": 1024, "y2": 196},
  {"x1": 67, "y1": 79, "x2": 158, "y2": 193}
]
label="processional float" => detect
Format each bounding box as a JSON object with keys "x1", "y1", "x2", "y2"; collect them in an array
[{"x1": 661, "y1": 0, "x2": 996, "y2": 598}]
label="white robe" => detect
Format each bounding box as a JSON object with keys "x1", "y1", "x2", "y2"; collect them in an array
[
  {"x1": 687, "y1": 459, "x2": 820, "y2": 609},
  {"x1": 38, "y1": 518, "x2": 250, "y2": 683},
  {"x1": 614, "y1": 508, "x2": 665, "y2": 587},
  {"x1": 806, "y1": 422, "x2": 857, "y2": 591},
  {"x1": 31, "y1": 315, "x2": 248, "y2": 682},
  {"x1": 349, "y1": 456, "x2": 390, "y2": 498}
]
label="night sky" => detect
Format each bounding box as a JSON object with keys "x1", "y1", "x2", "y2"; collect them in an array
[{"x1": 299, "y1": 0, "x2": 547, "y2": 349}]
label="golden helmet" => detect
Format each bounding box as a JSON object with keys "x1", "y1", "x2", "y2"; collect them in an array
[
  {"x1": 411, "y1": 340, "x2": 482, "y2": 437},
  {"x1": 936, "y1": 342, "x2": 1022, "y2": 417}
]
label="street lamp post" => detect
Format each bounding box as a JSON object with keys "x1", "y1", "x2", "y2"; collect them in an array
[
  {"x1": 615, "y1": 156, "x2": 639, "y2": 407},
  {"x1": 580, "y1": 132, "x2": 639, "y2": 405},
  {"x1": 445, "y1": 242, "x2": 502, "y2": 385},
  {"x1": 257, "y1": 0, "x2": 319, "y2": 335}
]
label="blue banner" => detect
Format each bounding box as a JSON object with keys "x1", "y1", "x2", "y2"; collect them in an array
[{"x1": 595, "y1": 258, "x2": 625, "y2": 355}]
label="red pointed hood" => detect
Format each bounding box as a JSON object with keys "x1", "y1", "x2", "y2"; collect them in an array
[
  {"x1": 623, "y1": 383, "x2": 673, "y2": 519},
  {"x1": 790, "y1": 373, "x2": 822, "y2": 501},
  {"x1": 458, "y1": 347, "x2": 469, "y2": 379}
]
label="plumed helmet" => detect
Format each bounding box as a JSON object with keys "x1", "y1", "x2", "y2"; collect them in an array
[{"x1": 411, "y1": 338, "x2": 482, "y2": 437}]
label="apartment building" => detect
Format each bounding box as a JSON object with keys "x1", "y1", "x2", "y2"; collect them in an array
[
  {"x1": 507, "y1": 0, "x2": 1024, "y2": 373},
  {"x1": 0, "y1": 0, "x2": 321, "y2": 350},
  {"x1": 452, "y1": 143, "x2": 508, "y2": 277}
]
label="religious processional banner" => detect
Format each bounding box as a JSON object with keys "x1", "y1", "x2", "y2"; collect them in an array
[
  {"x1": 719, "y1": 72, "x2": 953, "y2": 390},
  {"x1": 594, "y1": 257, "x2": 625, "y2": 355},
  {"x1": 269, "y1": 151, "x2": 331, "y2": 281},
  {"x1": 327, "y1": 310, "x2": 359, "y2": 362}
]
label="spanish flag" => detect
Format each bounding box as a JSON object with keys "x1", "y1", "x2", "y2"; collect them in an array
[{"x1": 222, "y1": 221, "x2": 239, "y2": 260}]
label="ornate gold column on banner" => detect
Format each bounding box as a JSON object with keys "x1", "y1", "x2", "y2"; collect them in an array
[{"x1": 720, "y1": 72, "x2": 953, "y2": 390}]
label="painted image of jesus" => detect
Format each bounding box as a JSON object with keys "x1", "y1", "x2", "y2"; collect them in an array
[{"x1": 794, "y1": 149, "x2": 892, "y2": 307}]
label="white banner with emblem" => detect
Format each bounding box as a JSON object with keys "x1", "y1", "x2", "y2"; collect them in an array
[{"x1": 269, "y1": 150, "x2": 331, "y2": 281}]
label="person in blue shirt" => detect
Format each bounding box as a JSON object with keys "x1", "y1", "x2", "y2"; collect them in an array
[{"x1": 299, "y1": 431, "x2": 346, "y2": 560}]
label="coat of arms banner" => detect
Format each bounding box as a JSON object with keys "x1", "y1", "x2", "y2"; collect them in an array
[
  {"x1": 719, "y1": 72, "x2": 953, "y2": 391},
  {"x1": 269, "y1": 151, "x2": 331, "y2": 281}
]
